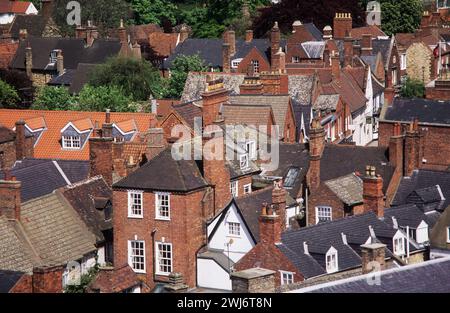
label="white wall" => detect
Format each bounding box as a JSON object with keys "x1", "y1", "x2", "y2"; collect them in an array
[
  {"x1": 207, "y1": 203, "x2": 255, "y2": 263},
  {"x1": 0, "y1": 14, "x2": 14, "y2": 25},
  {"x1": 416, "y1": 220, "x2": 429, "y2": 244},
  {"x1": 197, "y1": 258, "x2": 232, "y2": 291},
  {"x1": 97, "y1": 246, "x2": 106, "y2": 266}
]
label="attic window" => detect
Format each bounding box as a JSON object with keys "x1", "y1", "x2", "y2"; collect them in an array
[
  {"x1": 251, "y1": 60, "x2": 259, "y2": 73},
  {"x1": 325, "y1": 247, "x2": 338, "y2": 273},
  {"x1": 280, "y1": 271, "x2": 294, "y2": 285},
  {"x1": 50, "y1": 50, "x2": 58, "y2": 64},
  {"x1": 284, "y1": 167, "x2": 299, "y2": 188},
  {"x1": 231, "y1": 58, "x2": 243, "y2": 68},
  {"x1": 62, "y1": 135, "x2": 81, "y2": 149},
  {"x1": 393, "y1": 236, "x2": 405, "y2": 256}
]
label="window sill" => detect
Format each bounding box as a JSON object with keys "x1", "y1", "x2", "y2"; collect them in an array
[
  {"x1": 155, "y1": 271, "x2": 171, "y2": 276},
  {"x1": 226, "y1": 234, "x2": 241, "y2": 239},
  {"x1": 132, "y1": 269, "x2": 146, "y2": 274},
  {"x1": 128, "y1": 215, "x2": 144, "y2": 219},
  {"x1": 155, "y1": 217, "x2": 171, "y2": 221}
]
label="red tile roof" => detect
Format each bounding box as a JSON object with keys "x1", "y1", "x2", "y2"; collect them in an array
[
  {"x1": 0, "y1": 1, "x2": 32, "y2": 14},
  {"x1": 87, "y1": 265, "x2": 144, "y2": 293},
  {"x1": 351, "y1": 25, "x2": 386, "y2": 40},
  {"x1": 148, "y1": 32, "x2": 179, "y2": 57},
  {"x1": 0, "y1": 109, "x2": 156, "y2": 160}
]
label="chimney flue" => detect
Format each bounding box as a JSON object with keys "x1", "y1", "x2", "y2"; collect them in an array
[
  {"x1": 56, "y1": 49, "x2": 64, "y2": 76},
  {"x1": 0, "y1": 177, "x2": 21, "y2": 220},
  {"x1": 362, "y1": 165, "x2": 384, "y2": 217}
]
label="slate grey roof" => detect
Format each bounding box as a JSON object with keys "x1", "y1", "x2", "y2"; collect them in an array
[
  {"x1": 360, "y1": 55, "x2": 377, "y2": 73},
  {"x1": 296, "y1": 257, "x2": 450, "y2": 293},
  {"x1": 10, "y1": 38, "x2": 121, "y2": 71},
  {"x1": 314, "y1": 94, "x2": 340, "y2": 111},
  {"x1": 61, "y1": 176, "x2": 112, "y2": 244},
  {"x1": 324, "y1": 173, "x2": 363, "y2": 206},
  {"x1": 280, "y1": 212, "x2": 406, "y2": 279},
  {"x1": 181, "y1": 72, "x2": 245, "y2": 103},
  {"x1": 383, "y1": 204, "x2": 440, "y2": 229},
  {"x1": 9, "y1": 15, "x2": 49, "y2": 38},
  {"x1": 198, "y1": 248, "x2": 235, "y2": 273},
  {"x1": 303, "y1": 23, "x2": 323, "y2": 41},
  {"x1": 48, "y1": 69, "x2": 76, "y2": 87},
  {"x1": 292, "y1": 101, "x2": 312, "y2": 139},
  {"x1": 392, "y1": 169, "x2": 450, "y2": 212},
  {"x1": 0, "y1": 158, "x2": 89, "y2": 202},
  {"x1": 372, "y1": 38, "x2": 392, "y2": 68},
  {"x1": 163, "y1": 38, "x2": 272, "y2": 69},
  {"x1": 320, "y1": 144, "x2": 394, "y2": 193},
  {"x1": 0, "y1": 270, "x2": 26, "y2": 293},
  {"x1": 68, "y1": 63, "x2": 97, "y2": 94},
  {"x1": 113, "y1": 147, "x2": 209, "y2": 192},
  {"x1": 383, "y1": 98, "x2": 450, "y2": 126},
  {"x1": 229, "y1": 94, "x2": 292, "y2": 137}
]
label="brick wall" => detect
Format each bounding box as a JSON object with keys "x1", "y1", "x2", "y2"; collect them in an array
[
  {"x1": 9, "y1": 275, "x2": 32, "y2": 293},
  {"x1": 0, "y1": 141, "x2": 16, "y2": 169},
  {"x1": 237, "y1": 48, "x2": 270, "y2": 74},
  {"x1": 113, "y1": 188, "x2": 209, "y2": 288},
  {"x1": 284, "y1": 103, "x2": 297, "y2": 143},
  {"x1": 236, "y1": 175, "x2": 253, "y2": 197},
  {"x1": 89, "y1": 138, "x2": 114, "y2": 185},
  {"x1": 307, "y1": 183, "x2": 345, "y2": 226}
]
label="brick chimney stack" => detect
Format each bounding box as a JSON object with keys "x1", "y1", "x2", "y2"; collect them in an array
[
  {"x1": 202, "y1": 126, "x2": 231, "y2": 214},
  {"x1": 86, "y1": 21, "x2": 99, "y2": 47},
  {"x1": 272, "y1": 179, "x2": 287, "y2": 230},
  {"x1": 259, "y1": 202, "x2": 283, "y2": 245},
  {"x1": 56, "y1": 49, "x2": 64, "y2": 76},
  {"x1": 25, "y1": 44, "x2": 32, "y2": 78},
  {"x1": 362, "y1": 166, "x2": 384, "y2": 217},
  {"x1": 15, "y1": 119, "x2": 27, "y2": 160},
  {"x1": 360, "y1": 243, "x2": 386, "y2": 274},
  {"x1": 75, "y1": 24, "x2": 87, "y2": 40},
  {"x1": 32, "y1": 265, "x2": 64, "y2": 293},
  {"x1": 201, "y1": 77, "x2": 229, "y2": 127},
  {"x1": 333, "y1": 13, "x2": 352, "y2": 39},
  {"x1": 222, "y1": 42, "x2": 231, "y2": 73},
  {"x1": 344, "y1": 33, "x2": 353, "y2": 66},
  {"x1": 245, "y1": 30, "x2": 253, "y2": 43},
  {"x1": 389, "y1": 123, "x2": 404, "y2": 172},
  {"x1": 308, "y1": 117, "x2": 325, "y2": 190},
  {"x1": 271, "y1": 47, "x2": 286, "y2": 73},
  {"x1": 331, "y1": 51, "x2": 340, "y2": 79},
  {"x1": 40, "y1": 0, "x2": 53, "y2": 20},
  {"x1": 361, "y1": 34, "x2": 373, "y2": 56},
  {"x1": 404, "y1": 118, "x2": 423, "y2": 177},
  {"x1": 271, "y1": 22, "x2": 281, "y2": 63},
  {"x1": 223, "y1": 30, "x2": 236, "y2": 56},
  {"x1": 239, "y1": 76, "x2": 263, "y2": 95},
  {"x1": 0, "y1": 175, "x2": 21, "y2": 221},
  {"x1": 421, "y1": 11, "x2": 431, "y2": 28},
  {"x1": 323, "y1": 26, "x2": 333, "y2": 40}
]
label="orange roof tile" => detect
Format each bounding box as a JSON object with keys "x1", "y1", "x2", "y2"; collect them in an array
[
  {"x1": 24, "y1": 116, "x2": 46, "y2": 130},
  {"x1": 71, "y1": 118, "x2": 93, "y2": 132},
  {"x1": 351, "y1": 25, "x2": 386, "y2": 40},
  {"x1": 114, "y1": 119, "x2": 137, "y2": 133},
  {"x1": 10, "y1": 1, "x2": 31, "y2": 13},
  {"x1": 0, "y1": 109, "x2": 156, "y2": 160},
  {"x1": 148, "y1": 32, "x2": 179, "y2": 57}
]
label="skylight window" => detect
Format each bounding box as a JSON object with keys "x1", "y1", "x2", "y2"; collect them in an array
[{"x1": 284, "y1": 167, "x2": 299, "y2": 188}]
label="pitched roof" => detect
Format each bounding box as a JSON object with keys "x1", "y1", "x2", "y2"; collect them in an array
[
  {"x1": 87, "y1": 265, "x2": 144, "y2": 293},
  {"x1": 383, "y1": 204, "x2": 440, "y2": 229},
  {"x1": 113, "y1": 147, "x2": 209, "y2": 192},
  {"x1": 229, "y1": 94, "x2": 292, "y2": 136},
  {"x1": 0, "y1": 158, "x2": 89, "y2": 202},
  {"x1": 68, "y1": 63, "x2": 97, "y2": 94},
  {"x1": 198, "y1": 248, "x2": 235, "y2": 273},
  {"x1": 222, "y1": 104, "x2": 274, "y2": 127},
  {"x1": 392, "y1": 169, "x2": 450, "y2": 211},
  {"x1": 324, "y1": 173, "x2": 363, "y2": 206},
  {"x1": 8, "y1": 15, "x2": 48, "y2": 38},
  {"x1": 148, "y1": 32, "x2": 179, "y2": 57},
  {"x1": 288, "y1": 74, "x2": 315, "y2": 105},
  {"x1": 0, "y1": 1, "x2": 33, "y2": 14},
  {"x1": 0, "y1": 109, "x2": 155, "y2": 160},
  {"x1": 0, "y1": 125, "x2": 15, "y2": 143},
  {"x1": 372, "y1": 37, "x2": 392, "y2": 68},
  {"x1": 294, "y1": 257, "x2": 450, "y2": 293},
  {"x1": 350, "y1": 25, "x2": 386, "y2": 40},
  {"x1": 329, "y1": 68, "x2": 367, "y2": 113},
  {"x1": 10, "y1": 38, "x2": 121, "y2": 71},
  {"x1": 171, "y1": 101, "x2": 202, "y2": 129},
  {"x1": 320, "y1": 144, "x2": 394, "y2": 193},
  {"x1": 314, "y1": 94, "x2": 340, "y2": 111},
  {"x1": 383, "y1": 98, "x2": 450, "y2": 126},
  {"x1": 60, "y1": 176, "x2": 112, "y2": 243},
  {"x1": 304, "y1": 23, "x2": 323, "y2": 41},
  {"x1": 0, "y1": 270, "x2": 26, "y2": 293}
]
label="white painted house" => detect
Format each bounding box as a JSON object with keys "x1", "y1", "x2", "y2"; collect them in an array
[
  {"x1": 0, "y1": 1, "x2": 38, "y2": 25},
  {"x1": 197, "y1": 200, "x2": 256, "y2": 291}
]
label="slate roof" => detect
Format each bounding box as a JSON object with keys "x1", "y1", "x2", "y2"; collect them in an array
[
  {"x1": 383, "y1": 98, "x2": 450, "y2": 126},
  {"x1": 372, "y1": 38, "x2": 392, "y2": 68},
  {"x1": 171, "y1": 100, "x2": 203, "y2": 129},
  {"x1": 198, "y1": 248, "x2": 235, "y2": 273},
  {"x1": 0, "y1": 109, "x2": 156, "y2": 160},
  {"x1": 303, "y1": 23, "x2": 323, "y2": 41},
  {"x1": 314, "y1": 94, "x2": 340, "y2": 111},
  {"x1": 320, "y1": 144, "x2": 394, "y2": 193},
  {"x1": 295, "y1": 257, "x2": 450, "y2": 293},
  {"x1": 0, "y1": 158, "x2": 89, "y2": 202},
  {"x1": 0, "y1": 192, "x2": 97, "y2": 274},
  {"x1": 10, "y1": 38, "x2": 121, "y2": 71},
  {"x1": 292, "y1": 102, "x2": 312, "y2": 139},
  {"x1": 324, "y1": 173, "x2": 363, "y2": 206},
  {"x1": 68, "y1": 63, "x2": 97, "y2": 94},
  {"x1": 113, "y1": 147, "x2": 209, "y2": 192},
  {"x1": 47, "y1": 69, "x2": 76, "y2": 87},
  {"x1": 61, "y1": 176, "x2": 112, "y2": 244},
  {"x1": 280, "y1": 212, "x2": 404, "y2": 279},
  {"x1": 0, "y1": 125, "x2": 15, "y2": 143},
  {"x1": 222, "y1": 104, "x2": 273, "y2": 127},
  {"x1": 392, "y1": 169, "x2": 450, "y2": 211},
  {"x1": 383, "y1": 204, "x2": 440, "y2": 229},
  {"x1": 229, "y1": 94, "x2": 292, "y2": 136},
  {"x1": 164, "y1": 38, "x2": 272, "y2": 69},
  {"x1": 9, "y1": 15, "x2": 49, "y2": 38},
  {"x1": 0, "y1": 269, "x2": 26, "y2": 293}
]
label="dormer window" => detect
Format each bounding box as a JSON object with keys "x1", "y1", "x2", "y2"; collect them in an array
[
  {"x1": 50, "y1": 50, "x2": 58, "y2": 64},
  {"x1": 393, "y1": 232, "x2": 405, "y2": 256},
  {"x1": 245, "y1": 140, "x2": 256, "y2": 160},
  {"x1": 325, "y1": 247, "x2": 338, "y2": 273},
  {"x1": 62, "y1": 135, "x2": 81, "y2": 149},
  {"x1": 239, "y1": 154, "x2": 249, "y2": 169},
  {"x1": 112, "y1": 120, "x2": 137, "y2": 142},
  {"x1": 231, "y1": 58, "x2": 243, "y2": 69}
]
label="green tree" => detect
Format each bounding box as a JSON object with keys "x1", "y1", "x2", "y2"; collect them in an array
[
  {"x1": 130, "y1": 0, "x2": 178, "y2": 26},
  {"x1": 33, "y1": 86, "x2": 75, "y2": 110},
  {"x1": 164, "y1": 54, "x2": 208, "y2": 99},
  {"x1": 360, "y1": 0, "x2": 423, "y2": 36},
  {"x1": 88, "y1": 57, "x2": 164, "y2": 101},
  {"x1": 76, "y1": 85, "x2": 134, "y2": 112},
  {"x1": 0, "y1": 79, "x2": 20, "y2": 109},
  {"x1": 400, "y1": 78, "x2": 425, "y2": 98}
]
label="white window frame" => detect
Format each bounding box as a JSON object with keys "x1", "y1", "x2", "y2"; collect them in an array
[
  {"x1": 315, "y1": 206, "x2": 332, "y2": 224},
  {"x1": 230, "y1": 180, "x2": 238, "y2": 198},
  {"x1": 280, "y1": 270, "x2": 294, "y2": 285},
  {"x1": 246, "y1": 140, "x2": 256, "y2": 160},
  {"x1": 239, "y1": 153, "x2": 249, "y2": 169},
  {"x1": 128, "y1": 240, "x2": 146, "y2": 273},
  {"x1": 62, "y1": 135, "x2": 81, "y2": 149},
  {"x1": 231, "y1": 58, "x2": 243, "y2": 69},
  {"x1": 243, "y1": 183, "x2": 252, "y2": 194},
  {"x1": 228, "y1": 222, "x2": 241, "y2": 237},
  {"x1": 325, "y1": 247, "x2": 338, "y2": 273},
  {"x1": 252, "y1": 59, "x2": 259, "y2": 73},
  {"x1": 155, "y1": 192, "x2": 170, "y2": 220},
  {"x1": 155, "y1": 242, "x2": 173, "y2": 276},
  {"x1": 447, "y1": 227, "x2": 450, "y2": 243},
  {"x1": 128, "y1": 190, "x2": 143, "y2": 218},
  {"x1": 50, "y1": 50, "x2": 58, "y2": 64},
  {"x1": 292, "y1": 56, "x2": 300, "y2": 63},
  {"x1": 400, "y1": 53, "x2": 407, "y2": 70},
  {"x1": 393, "y1": 236, "x2": 405, "y2": 256}
]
